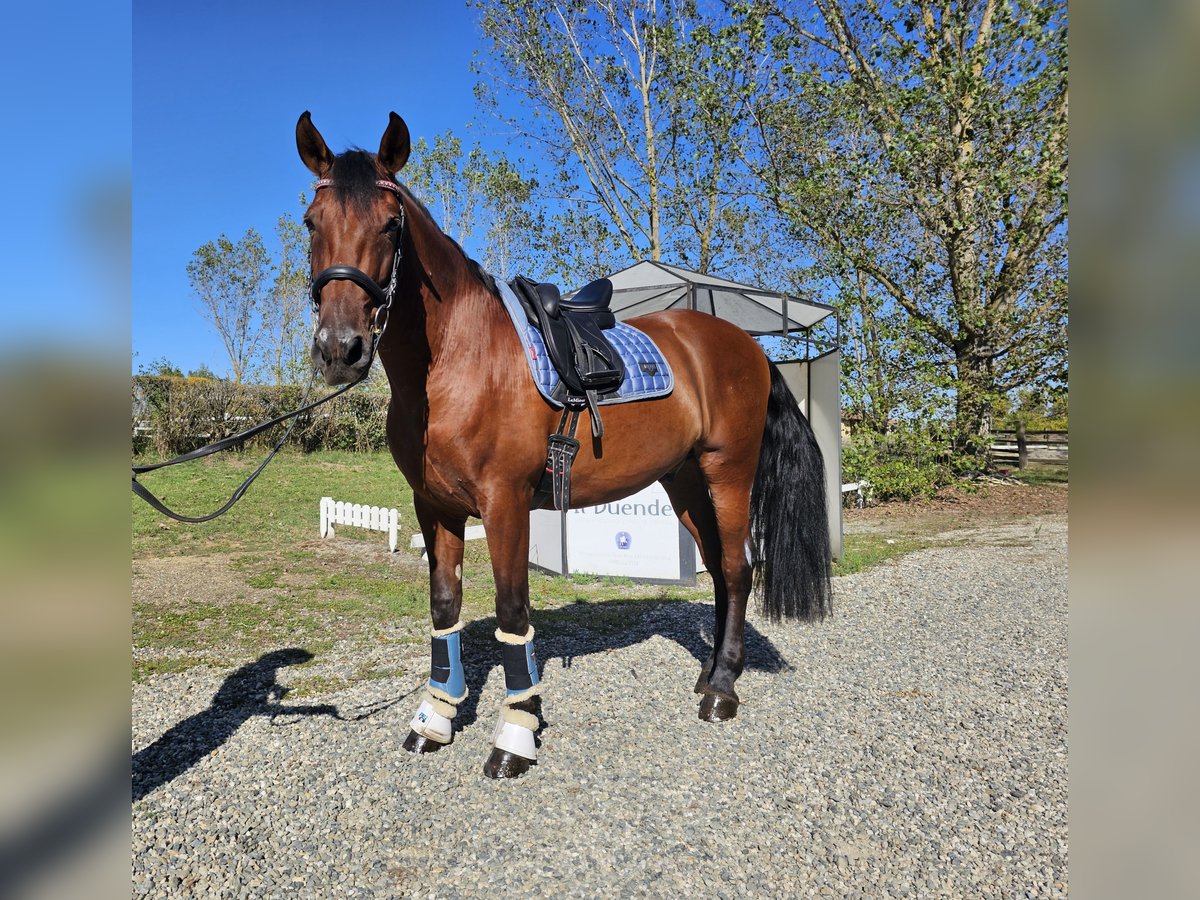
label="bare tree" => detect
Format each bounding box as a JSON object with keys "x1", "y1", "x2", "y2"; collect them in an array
[{"x1": 475, "y1": 0, "x2": 766, "y2": 279}]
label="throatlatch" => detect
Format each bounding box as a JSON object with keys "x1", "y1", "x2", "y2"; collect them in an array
[
  {"x1": 491, "y1": 626, "x2": 542, "y2": 762},
  {"x1": 408, "y1": 621, "x2": 468, "y2": 745}
]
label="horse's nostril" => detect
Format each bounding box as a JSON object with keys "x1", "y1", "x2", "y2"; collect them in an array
[{"x1": 343, "y1": 334, "x2": 364, "y2": 366}]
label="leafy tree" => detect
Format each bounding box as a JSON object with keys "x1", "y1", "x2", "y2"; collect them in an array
[
  {"x1": 995, "y1": 385, "x2": 1068, "y2": 432},
  {"x1": 186, "y1": 363, "x2": 218, "y2": 380},
  {"x1": 263, "y1": 211, "x2": 312, "y2": 385},
  {"x1": 186, "y1": 229, "x2": 273, "y2": 384},
  {"x1": 405, "y1": 131, "x2": 543, "y2": 281},
  {"x1": 834, "y1": 269, "x2": 950, "y2": 432},
  {"x1": 406, "y1": 132, "x2": 491, "y2": 246},
  {"x1": 481, "y1": 155, "x2": 543, "y2": 280},
  {"x1": 138, "y1": 356, "x2": 183, "y2": 377},
  {"x1": 738, "y1": 0, "x2": 1068, "y2": 462}
]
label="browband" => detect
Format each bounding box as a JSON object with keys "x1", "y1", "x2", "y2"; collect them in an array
[{"x1": 314, "y1": 178, "x2": 402, "y2": 195}]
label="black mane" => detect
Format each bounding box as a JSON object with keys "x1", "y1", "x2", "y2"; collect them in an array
[{"x1": 328, "y1": 150, "x2": 498, "y2": 296}]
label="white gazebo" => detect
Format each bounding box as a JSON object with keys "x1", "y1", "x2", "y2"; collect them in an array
[
  {"x1": 529, "y1": 261, "x2": 843, "y2": 582},
  {"x1": 599, "y1": 260, "x2": 836, "y2": 334}
]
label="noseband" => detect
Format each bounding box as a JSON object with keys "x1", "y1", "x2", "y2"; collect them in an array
[{"x1": 309, "y1": 178, "x2": 406, "y2": 337}]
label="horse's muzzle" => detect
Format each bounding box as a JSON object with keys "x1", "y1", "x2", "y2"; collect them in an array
[{"x1": 313, "y1": 326, "x2": 369, "y2": 385}]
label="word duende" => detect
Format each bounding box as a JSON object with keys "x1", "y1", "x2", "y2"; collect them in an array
[{"x1": 568, "y1": 498, "x2": 677, "y2": 519}]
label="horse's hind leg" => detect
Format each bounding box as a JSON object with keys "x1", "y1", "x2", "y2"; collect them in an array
[
  {"x1": 691, "y1": 449, "x2": 758, "y2": 722},
  {"x1": 660, "y1": 461, "x2": 727, "y2": 695},
  {"x1": 404, "y1": 496, "x2": 468, "y2": 754}
]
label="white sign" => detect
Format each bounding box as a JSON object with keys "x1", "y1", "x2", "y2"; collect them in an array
[{"x1": 565, "y1": 482, "x2": 681, "y2": 580}]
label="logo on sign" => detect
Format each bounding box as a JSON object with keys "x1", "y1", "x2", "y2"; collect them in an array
[{"x1": 615, "y1": 531, "x2": 632, "y2": 550}]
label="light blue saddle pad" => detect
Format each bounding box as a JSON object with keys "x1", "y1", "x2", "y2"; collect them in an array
[{"x1": 495, "y1": 277, "x2": 674, "y2": 408}]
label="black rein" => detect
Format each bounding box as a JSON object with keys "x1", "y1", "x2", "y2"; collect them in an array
[{"x1": 132, "y1": 182, "x2": 405, "y2": 523}]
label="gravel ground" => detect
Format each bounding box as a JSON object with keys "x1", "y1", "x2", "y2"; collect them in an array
[{"x1": 132, "y1": 515, "x2": 1067, "y2": 898}]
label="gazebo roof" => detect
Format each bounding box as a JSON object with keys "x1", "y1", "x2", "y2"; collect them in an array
[{"x1": 587, "y1": 260, "x2": 835, "y2": 333}]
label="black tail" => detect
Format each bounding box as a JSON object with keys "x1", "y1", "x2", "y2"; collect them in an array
[{"x1": 750, "y1": 361, "x2": 833, "y2": 622}]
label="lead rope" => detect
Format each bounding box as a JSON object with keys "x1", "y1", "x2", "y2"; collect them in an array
[
  {"x1": 133, "y1": 367, "x2": 339, "y2": 523},
  {"x1": 132, "y1": 185, "x2": 404, "y2": 523}
]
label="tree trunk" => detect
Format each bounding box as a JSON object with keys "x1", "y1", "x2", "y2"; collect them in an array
[{"x1": 954, "y1": 347, "x2": 993, "y2": 469}]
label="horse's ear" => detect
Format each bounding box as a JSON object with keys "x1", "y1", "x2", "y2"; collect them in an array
[
  {"x1": 378, "y1": 112, "x2": 411, "y2": 175},
  {"x1": 296, "y1": 111, "x2": 333, "y2": 177}
]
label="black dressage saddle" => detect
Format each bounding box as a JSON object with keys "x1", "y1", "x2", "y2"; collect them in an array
[{"x1": 509, "y1": 275, "x2": 625, "y2": 437}]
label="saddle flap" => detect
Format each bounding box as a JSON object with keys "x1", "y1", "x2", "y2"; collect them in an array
[{"x1": 564, "y1": 316, "x2": 624, "y2": 391}]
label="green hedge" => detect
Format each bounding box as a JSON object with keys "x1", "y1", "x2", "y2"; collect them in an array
[
  {"x1": 132, "y1": 376, "x2": 390, "y2": 457},
  {"x1": 842, "y1": 426, "x2": 959, "y2": 502}
]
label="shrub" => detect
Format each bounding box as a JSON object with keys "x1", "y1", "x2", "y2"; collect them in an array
[
  {"x1": 842, "y1": 425, "x2": 957, "y2": 502},
  {"x1": 132, "y1": 376, "x2": 391, "y2": 457}
]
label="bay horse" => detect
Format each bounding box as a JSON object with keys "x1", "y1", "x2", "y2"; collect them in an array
[{"x1": 297, "y1": 111, "x2": 831, "y2": 779}]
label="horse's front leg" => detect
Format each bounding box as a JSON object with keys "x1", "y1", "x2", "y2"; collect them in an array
[
  {"x1": 404, "y1": 496, "x2": 468, "y2": 754},
  {"x1": 478, "y1": 492, "x2": 541, "y2": 779}
]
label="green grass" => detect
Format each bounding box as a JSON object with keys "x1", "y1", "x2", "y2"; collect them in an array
[
  {"x1": 133, "y1": 655, "x2": 220, "y2": 681},
  {"x1": 1008, "y1": 465, "x2": 1069, "y2": 486},
  {"x1": 834, "y1": 534, "x2": 930, "y2": 576},
  {"x1": 134, "y1": 450, "x2": 954, "y2": 684},
  {"x1": 133, "y1": 450, "x2": 414, "y2": 558},
  {"x1": 133, "y1": 451, "x2": 714, "y2": 680}
]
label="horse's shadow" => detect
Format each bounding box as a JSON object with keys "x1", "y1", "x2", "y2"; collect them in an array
[
  {"x1": 131, "y1": 648, "x2": 409, "y2": 803},
  {"x1": 132, "y1": 599, "x2": 788, "y2": 801}
]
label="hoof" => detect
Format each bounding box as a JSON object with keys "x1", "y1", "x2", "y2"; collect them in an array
[
  {"x1": 483, "y1": 748, "x2": 536, "y2": 779},
  {"x1": 698, "y1": 694, "x2": 739, "y2": 722},
  {"x1": 403, "y1": 730, "x2": 446, "y2": 754}
]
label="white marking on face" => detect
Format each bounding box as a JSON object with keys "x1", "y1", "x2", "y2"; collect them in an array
[{"x1": 455, "y1": 564, "x2": 462, "y2": 580}]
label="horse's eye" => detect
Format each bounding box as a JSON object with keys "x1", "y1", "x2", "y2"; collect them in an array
[
  {"x1": 303, "y1": 217, "x2": 315, "y2": 232},
  {"x1": 384, "y1": 217, "x2": 401, "y2": 234}
]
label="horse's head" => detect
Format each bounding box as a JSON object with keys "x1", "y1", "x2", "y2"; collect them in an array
[{"x1": 296, "y1": 111, "x2": 411, "y2": 385}]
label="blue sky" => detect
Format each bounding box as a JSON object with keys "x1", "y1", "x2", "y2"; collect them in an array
[
  {"x1": 134, "y1": 0, "x2": 509, "y2": 375},
  {"x1": 2, "y1": 2, "x2": 131, "y2": 352}
]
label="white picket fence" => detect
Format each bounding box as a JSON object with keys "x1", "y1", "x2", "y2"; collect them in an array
[{"x1": 319, "y1": 497, "x2": 400, "y2": 552}]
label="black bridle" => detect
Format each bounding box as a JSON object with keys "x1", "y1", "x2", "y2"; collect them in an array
[
  {"x1": 131, "y1": 179, "x2": 406, "y2": 523},
  {"x1": 307, "y1": 178, "x2": 405, "y2": 335}
]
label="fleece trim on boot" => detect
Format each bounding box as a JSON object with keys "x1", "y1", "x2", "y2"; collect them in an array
[
  {"x1": 431, "y1": 620, "x2": 465, "y2": 638},
  {"x1": 494, "y1": 625, "x2": 534, "y2": 644}
]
